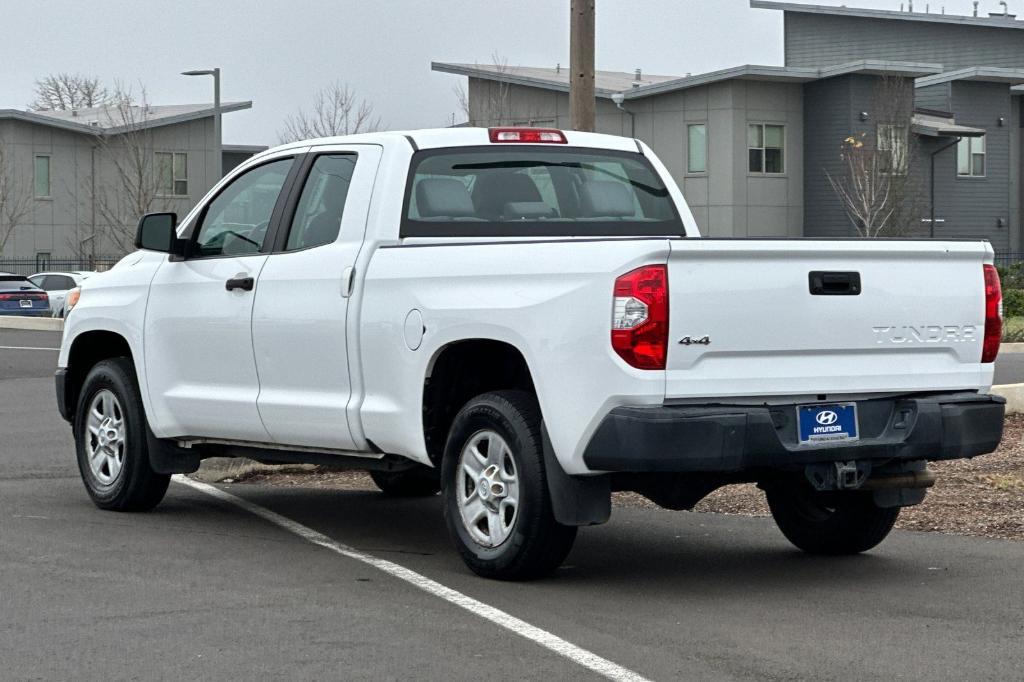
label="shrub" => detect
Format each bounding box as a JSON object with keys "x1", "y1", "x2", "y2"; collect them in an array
[
  {"x1": 997, "y1": 263, "x2": 1024, "y2": 290},
  {"x1": 1003, "y1": 289, "x2": 1024, "y2": 319},
  {"x1": 1003, "y1": 316, "x2": 1024, "y2": 343}
]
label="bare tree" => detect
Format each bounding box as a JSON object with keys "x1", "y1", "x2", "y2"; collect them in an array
[
  {"x1": 278, "y1": 82, "x2": 383, "y2": 143},
  {"x1": 30, "y1": 73, "x2": 109, "y2": 111},
  {"x1": 458, "y1": 53, "x2": 514, "y2": 127},
  {"x1": 0, "y1": 142, "x2": 34, "y2": 257},
  {"x1": 826, "y1": 77, "x2": 922, "y2": 238},
  {"x1": 92, "y1": 83, "x2": 171, "y2": 254}
]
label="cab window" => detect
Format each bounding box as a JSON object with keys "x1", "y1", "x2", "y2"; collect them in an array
[
  {"x1": 285, "y1": 154, "x2": 357, "y2": 251},
  {"x1": 193, "y1": 158, "x2": 294, "y2": 257}
]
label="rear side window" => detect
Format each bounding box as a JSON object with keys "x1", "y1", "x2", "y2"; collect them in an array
[
  {"x1": 0, "y1": 276, "x2": 33, "y2": 292},
  {"x1": 285, "y1": 154, "x2": 356, "y2": 251},
  {"x1": 401, "y1": 146, "x2": 684, "y2": 238}
]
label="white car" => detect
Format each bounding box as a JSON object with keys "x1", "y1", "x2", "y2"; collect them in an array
[
  {"x1": 29, "y1": 271, "x2": 94, "y2": 317},
  {"x1": 54, "y1": 127, "x2": 1005, "y2": 580}
]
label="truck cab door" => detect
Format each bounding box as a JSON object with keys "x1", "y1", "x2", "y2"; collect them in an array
[
  {"x1": 251, "y1": 145, "x2": 382, "y2": 450},
  {"x1": 144, "y1": 152, "x2": 302, "y2": 441}
]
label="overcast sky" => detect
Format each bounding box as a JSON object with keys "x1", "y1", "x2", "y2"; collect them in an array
[{"x1": 0, "y1": 0, "x2": 1013, "y2": 144}]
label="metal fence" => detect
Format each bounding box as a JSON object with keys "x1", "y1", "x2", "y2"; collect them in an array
[
  {"x1": 0, "y1": 257, "x2": 122, "y2": 277},
  {"x1": 995, "y1": 253, "x2": 1024, "y2": 268}
]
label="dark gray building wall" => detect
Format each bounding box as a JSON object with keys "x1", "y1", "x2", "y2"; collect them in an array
[
  {"x1": 915, "y1": 82, "x2": 951, "y2": 111},
  {"x1": 928, "y1": 81, "x2": 1013, "y2": 251},
  {"x1": 803, "y1": 74, "x2": 905, "y2": 238},
  {"x1": 784, "y1": 13, "x2": 1024, "y2": 69}
]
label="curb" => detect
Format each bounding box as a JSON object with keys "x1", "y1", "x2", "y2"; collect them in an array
[
  {"x1": 0, "y1": 317, "x2": 63, "y2": 332},
  {"x1": 991, "y1": 383, "x2": 1024, "y2": 415}
]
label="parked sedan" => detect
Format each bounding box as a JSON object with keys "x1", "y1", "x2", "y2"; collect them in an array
[
  {"x1": 0, "y1": 273, "x2": 49, "y2": 317},
  {"x1": 28, "y1": 271, "x2": 94, "y2": 317}
]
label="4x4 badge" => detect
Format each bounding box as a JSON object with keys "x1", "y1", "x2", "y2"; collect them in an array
[{"x1": 678, "y1": 336, "x2": 711, "y2": 346}]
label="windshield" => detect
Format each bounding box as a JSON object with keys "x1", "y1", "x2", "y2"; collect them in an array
[{"x1": 402, "y1": 146, "x2": 684, "y2": 238}]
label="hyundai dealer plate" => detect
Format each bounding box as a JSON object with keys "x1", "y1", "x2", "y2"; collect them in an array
[{"x1": 797, "y1": 403, "x2": 859, "y2": 446}]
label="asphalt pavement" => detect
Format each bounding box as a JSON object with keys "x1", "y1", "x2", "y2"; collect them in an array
[{"x1": 2, "y1": 330, "x2": 1023, "y2": 680}]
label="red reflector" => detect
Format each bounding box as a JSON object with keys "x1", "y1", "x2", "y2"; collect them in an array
[
  {"x1": 611, "y1": 265, "x2": 669, "y2": 370},
  {"x1": 982, "y1": 264, "x2": 1002, "y2": 363},
  {"x1": 488, "y1": 128, "x2": 567, "y2": 144}
]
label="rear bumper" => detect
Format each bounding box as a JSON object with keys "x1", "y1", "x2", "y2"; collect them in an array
[
  {"x1": 0, "y1": 310, "x2": 50, "y2": 317},
  {"x1": 582, "y1": 392, "x2": 1005, "y2": 473}
]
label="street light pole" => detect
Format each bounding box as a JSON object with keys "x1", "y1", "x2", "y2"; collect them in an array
[{"x1": 182, "y1": 67, "x2": 222, "y2": 178}]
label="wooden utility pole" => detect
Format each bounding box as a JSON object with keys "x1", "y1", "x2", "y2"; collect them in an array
[{"x1": 569, "y1": 0, "x2": 595, "y2": 132}]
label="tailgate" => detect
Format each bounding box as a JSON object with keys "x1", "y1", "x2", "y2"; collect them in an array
[{"x1": 666, "y1": 239, "x2": 991, "y2": 400}]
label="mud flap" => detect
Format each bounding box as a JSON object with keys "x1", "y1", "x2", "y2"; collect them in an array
[
  {"x1": 541, "y1": 423, "x2": 611, "y2": 526},
  {"x1": 147, "y1": 426, "x2": 201, "y2": 475}
]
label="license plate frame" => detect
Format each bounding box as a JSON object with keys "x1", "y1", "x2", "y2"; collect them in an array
[
  {"x1": 797, "y1": 402, "x2": 859, "y2": 446},
  {"x1": 19, "y1": 299, "x2": 32, "y2": 308}
]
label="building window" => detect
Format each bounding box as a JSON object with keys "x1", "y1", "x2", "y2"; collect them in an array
[
  {"x1": 748, "y1": 124, "x2": 784, "y2": 174},
  {"x1": 156, "y1": 151, "x2": 189, "y2": 196},
  {"x1": 877, "y1": 124, "x2": 908, "y2": 175},
  {"x1": 34, "y1": 155, "x2": 51, "y2": 198},
  {"x1": 687, "y1": 124, "x2": 707, "y2": 173},
  {"x1": 957, "y1": 135, "x2": 986, "y2": 178}
]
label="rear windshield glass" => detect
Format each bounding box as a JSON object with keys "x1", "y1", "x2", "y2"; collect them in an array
[
  {"x1": 401, "y1": 146, "x2": 684, "y2": 238},
  {"x1": 0, "y1": 276, "x2": 34, "y2": 292}
]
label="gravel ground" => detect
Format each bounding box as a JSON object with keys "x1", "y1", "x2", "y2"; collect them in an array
[{"x1": 220, "y1": 415, "x2": 1024, "y2": 541}]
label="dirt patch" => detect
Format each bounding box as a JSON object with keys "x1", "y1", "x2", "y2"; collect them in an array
[{"x1": 213, "y1": 416, "x2": 1024, "y2": 541}]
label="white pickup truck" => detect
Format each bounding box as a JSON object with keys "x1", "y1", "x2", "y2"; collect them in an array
[{"x1": 56, "y1": 127, "x2": 1005, "y2": 580}]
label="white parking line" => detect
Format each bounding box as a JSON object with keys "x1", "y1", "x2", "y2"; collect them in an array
[
  {"x1": 173, "y1": 475, "x2": 652, "y2": 682},
  {"x1": 0, "y1": 345, "x2": 59, "y2": 351}
]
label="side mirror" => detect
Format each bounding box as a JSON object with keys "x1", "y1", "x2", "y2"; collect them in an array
[{"x1": 135, "y1": 212, "x2": 181, "y2": 254}]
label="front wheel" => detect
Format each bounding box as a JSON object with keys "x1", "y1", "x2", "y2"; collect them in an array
[
  {"x1": 74, "y1": 358, "x2": 170, "y2": 511},
  {"x1": 442, "y1": 391, "x2": 576, "y2": 580},
  {"x1": 766, "y1": 481, "x2": 899, "y2": 555}
]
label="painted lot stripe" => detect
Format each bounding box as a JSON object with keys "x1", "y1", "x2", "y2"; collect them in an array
[
  {"x1": 173, "y1": 475, "x2": 652, "y2": 682},
  {"x1": 0, "y1": 345, "x2": 59, "y2": 351}
]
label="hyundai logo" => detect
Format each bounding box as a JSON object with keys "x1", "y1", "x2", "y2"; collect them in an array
[{"x1": 816, "y1": 410, "x2": 839, "y2": 426}]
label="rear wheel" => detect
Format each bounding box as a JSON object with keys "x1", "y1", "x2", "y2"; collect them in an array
[
  {"x1": 442, "y1": 391, "x2": 576, "y2": 580},
  {"x1": 369, "y1": 466, "x2": 440, "y2": 497},
  {"x1": 74, "y1": 358, "x2": 169, "y2": 511},
  {"x1": 766, "y1": 480, "x2": 899, "y2": 555}
]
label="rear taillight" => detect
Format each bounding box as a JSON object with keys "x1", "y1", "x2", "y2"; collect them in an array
[
  {"x1": 488, "y1": 127, "x2": 567, "y2": 144},
  {"x1": 982, "y1": 264, "x2": 1002, "y2": 363},
  {"x1": 611, "y1": 265, "x2": 668, "y2": 369},
  {"x1": 0, "y1": 292, "x2": 46, "y2": 301}
]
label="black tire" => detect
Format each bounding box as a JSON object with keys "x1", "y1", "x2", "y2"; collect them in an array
[
  {"x1": 442, "y1": 390, "x2": 577, "y2": 580},
  {"x1": 766, "y1": 481, "x2": 900, "y2": 555},
  {"x1": 74, "y1": 357, "x2": 170, "y2": 512},
  {"x1": 369, "y1": 466, "x2": 441, "y2": 497}
]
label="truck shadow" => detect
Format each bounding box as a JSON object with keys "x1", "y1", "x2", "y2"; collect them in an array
[{"x1": 212, "y1": 484, "x2": 963, "y2": 598}]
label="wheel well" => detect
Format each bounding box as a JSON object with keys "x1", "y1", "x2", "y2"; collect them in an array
[
  {"x1": 423, "y1": 340, "x2": 536, "y2": 465},
  {"x1": 66, "y1": 331, "x2": 133, "y2": 415}
]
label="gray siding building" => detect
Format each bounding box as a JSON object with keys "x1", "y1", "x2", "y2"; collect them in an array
[
  {"x1": 0, "y1": 102, "x2": 256, "y2": 266},
  {"x1": 435, "y1": 1, "x2": 1024, "y2": 255}
]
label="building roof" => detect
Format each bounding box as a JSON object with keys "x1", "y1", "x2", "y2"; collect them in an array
[
  {"x1": 431, "y1": 62, "x2": 679, "y2": 97},
  {"x1": 916, "y1": 67, "x2": 1024, "y2": 88},
  {"x1": 0, "y1": 101, "x2": 252, "y2": 136},
  {"x1": 222, "y1": 143, "x2": 268, "y2": 154},
  {"x1": 433, "y1": 60, "x2": 942, "y2": 100},
  {"x1": 911, "y1": 111, "x2": 986, "y2": 137},
  {"x1": 751, "y1": 1, "x2": 1024, "y2": 30}
]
